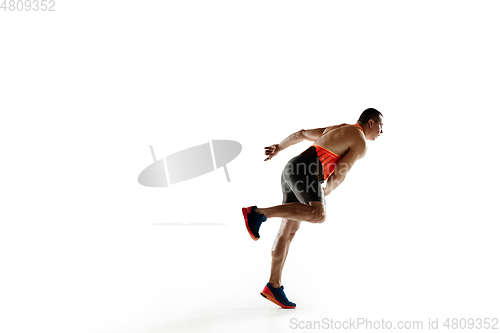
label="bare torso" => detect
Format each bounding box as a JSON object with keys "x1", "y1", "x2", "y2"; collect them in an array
[{"x1": 314, "y1": 124, "x2": 367, "y2": 159}]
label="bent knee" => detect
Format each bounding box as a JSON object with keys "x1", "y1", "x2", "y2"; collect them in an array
[{"x1": 310, "y1": 209, "x2": 326, "y2": 223}]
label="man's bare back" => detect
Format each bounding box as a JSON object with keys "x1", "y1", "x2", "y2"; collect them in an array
[{"x1": 315, "y1": 124, "x2": 367, "y2": 159}]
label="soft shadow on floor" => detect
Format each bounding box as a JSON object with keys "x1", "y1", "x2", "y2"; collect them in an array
[{"x1": 145, "y1": 305, "x2": 296, "y2": 333}]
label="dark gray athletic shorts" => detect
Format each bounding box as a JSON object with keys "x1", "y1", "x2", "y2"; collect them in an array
[{"x1": 281, "y1": 146, "x2": 326, "y2": 205}]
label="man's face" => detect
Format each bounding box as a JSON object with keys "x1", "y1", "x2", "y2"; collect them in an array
[{"x1": 367, "y1": 117, "x2": 383, "y2": 141}]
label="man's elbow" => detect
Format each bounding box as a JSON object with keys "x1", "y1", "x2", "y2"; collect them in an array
[
  {"x1": 330, "y1": 173, "x2": 346, "y2": 185},
  {"x1": 334, "y1": 161, "x2": 355, "y2": 179}
]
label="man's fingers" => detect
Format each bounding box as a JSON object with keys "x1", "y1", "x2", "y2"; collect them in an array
[
  {"x1": 264, "y1": 145, "x2": 278, "y2": 161},
  {"x1": 264, "y1": 154, "x2": 274, "y2": 161}
]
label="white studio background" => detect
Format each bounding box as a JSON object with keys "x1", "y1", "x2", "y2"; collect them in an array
[{"x1": 1, "y1": 1, "x2": 499, "y2": 333}]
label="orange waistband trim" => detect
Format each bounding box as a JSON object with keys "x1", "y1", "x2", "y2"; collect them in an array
[
  {"x1": 313, "y1": 144, "x2": 340, "y2": 160},
  {"x1": 313, "y1": 144, "x2": 341, "y2": 180}
]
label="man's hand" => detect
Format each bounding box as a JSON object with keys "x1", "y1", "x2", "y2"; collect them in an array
[
  {"x1": 264, "y1": 144, "x2": 280, "y2": 161},
  {"x1": 323, "y1": 176, "x2": 342, "y2": 196},
  {"x1": 322, "y1": 180, "x2": 334, "y2": 196},
  {"x1": 322, "y1": 185, "x2": 331, "y2": 196}
]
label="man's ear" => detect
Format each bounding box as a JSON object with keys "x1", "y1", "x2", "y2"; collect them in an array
[{"x1": 368, "y1": 119, "x2": 374, "y2": 128}]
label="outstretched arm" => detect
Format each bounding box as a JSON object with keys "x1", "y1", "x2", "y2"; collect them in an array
[
  {"x1": 264, "y1": 124, "x2": 348, "y2": 161},
  {"x1": 264, "y1": 128, "x2": 324, "y2": 161}
]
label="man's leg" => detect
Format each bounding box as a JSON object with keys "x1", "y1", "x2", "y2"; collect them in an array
[
  {"x1": 255, "y1": 201, "x2": 326, "y2": 224},
  {"x1": 259, "y1": 217, "x2": 299, "y2": 308},
  {"x1": 269, "y1": 218, "x2": 300, "y2": 288}
]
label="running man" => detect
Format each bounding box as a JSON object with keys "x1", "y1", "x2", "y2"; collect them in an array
[{"x1": 242, "y1": 108, "x2": 383, "y2": 309}]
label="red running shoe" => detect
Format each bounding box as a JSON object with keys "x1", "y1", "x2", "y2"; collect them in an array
[
  {"x1": 242, "y1": 206, "x2": 266, "y2": 241},
  {"x1": 260, "y1": 283, "x2": 296, "y2": 309}
]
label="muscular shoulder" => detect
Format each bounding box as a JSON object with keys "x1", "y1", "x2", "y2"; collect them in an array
[
  {"x1": 321, "y1": 123, "x2": 348, "y2": 135},
  {"x1": 343, "y1": 126, "x2": 366, "y2": 156},
  {"x1": 350, "y1": 132, "x2": 367, "y2": 158},
  {"x1": 315, "y1": 124, "x2": 366, "y2": 158}
]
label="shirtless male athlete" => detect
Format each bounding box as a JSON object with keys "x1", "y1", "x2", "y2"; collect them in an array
[{"x1": 242, "y1": 108, "x2": 383, "y2": 309}]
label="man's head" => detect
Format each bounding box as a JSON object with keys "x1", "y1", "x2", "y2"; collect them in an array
[{"x1": 358, "y1": 108, "x2": 383, "y2": 141}]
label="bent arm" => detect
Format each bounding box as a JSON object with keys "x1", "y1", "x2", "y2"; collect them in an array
[
  {"x1": 265, "y1": 123, "x2": 348, "y2": 161},
  {"x1": 278, "y1": 129, "x2": 309, "y2": 150},
  {"x1": 280, "y1": 123, "x2": 351, "y2": 148},
  {"x1": 265, "y1": 128, "x2": 324, "y2": 161},
  {"x1": 302, "y1": 123, "x2": 349, "y2": 141},
  {"x1": 323, "y1": 141, "x2": 366, "y2": 195}
]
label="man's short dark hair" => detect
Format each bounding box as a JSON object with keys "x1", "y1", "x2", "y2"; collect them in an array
[{"x1": 358, "y1": 108, "x2": 383, "y2": 124}]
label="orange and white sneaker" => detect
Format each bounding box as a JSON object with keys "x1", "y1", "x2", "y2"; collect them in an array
[{"x1": 260, "y1": 283, "x2": 296, "y2": 309}]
